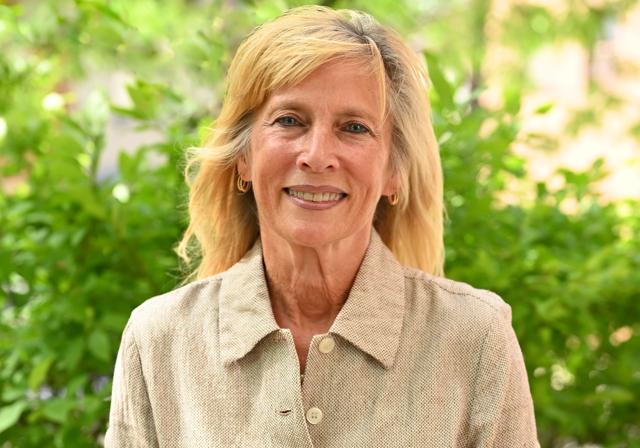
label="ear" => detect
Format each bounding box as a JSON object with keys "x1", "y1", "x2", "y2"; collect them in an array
[
  {"x1": 236, "y1": 153, "x2": 252, "y2": 181},
  {"x1": 382, "y1": 170, "x2": 399, "y2": 197}
]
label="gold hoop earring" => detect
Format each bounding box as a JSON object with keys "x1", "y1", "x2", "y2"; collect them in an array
[
  {"x1": 388, "y1": 193, "x2": 399, "y2": 206},
  {"x1": 236, "y1": 176, "x2": 251, "y2": 193}
]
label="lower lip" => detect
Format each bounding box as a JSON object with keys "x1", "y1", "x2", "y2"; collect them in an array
[{"x1": 285, "y1": 191, "x2": 346, "y2": 210}]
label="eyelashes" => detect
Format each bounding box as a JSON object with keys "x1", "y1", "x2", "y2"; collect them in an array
[
  {"x1": 274, "y1": 115, "x2": 301, "y2": 127},
  {"x1": 272, "y1": 115, "x2": 373, "y2": 135},
  {"x1": 343, "y1": 122, "x2": 369, "y2": 134}
]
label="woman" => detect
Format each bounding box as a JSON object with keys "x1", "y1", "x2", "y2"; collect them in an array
[{"x1": 106, "y1": 6, "x2": 539, "y2": 447}]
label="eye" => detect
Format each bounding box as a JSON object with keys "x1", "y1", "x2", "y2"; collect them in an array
[
  {"x1": 274, "y1": 115, "x2": 301, "y2": 127},
  {"x1": 343, "y1": 122, "x2": 370, "y2": 134}
]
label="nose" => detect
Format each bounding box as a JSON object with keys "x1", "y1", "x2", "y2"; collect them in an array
[{"x1": 296, "y1": 124, "x2": 339, "y2": 172}]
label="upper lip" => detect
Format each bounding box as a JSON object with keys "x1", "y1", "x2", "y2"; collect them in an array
[{"x1": 286, "y1": 185, "x2": 347, "y2": 194}]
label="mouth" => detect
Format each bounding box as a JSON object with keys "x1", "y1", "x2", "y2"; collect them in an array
[{"x1": 284, "y1": 187, "x2": 347, "y2": 203}]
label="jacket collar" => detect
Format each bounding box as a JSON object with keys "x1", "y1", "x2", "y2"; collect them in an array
[{"x1": 218, "y1": 230, "x2": 406, "y2": 369}]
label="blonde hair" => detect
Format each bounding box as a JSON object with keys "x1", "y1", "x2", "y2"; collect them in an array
[{"x1": 177, "y1": 5, "x2": 444, "y2": 280}]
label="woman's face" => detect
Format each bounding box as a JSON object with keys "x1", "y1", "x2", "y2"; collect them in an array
[{"x1": 238, "y1": 58, "x2": 396, "y2": 249}]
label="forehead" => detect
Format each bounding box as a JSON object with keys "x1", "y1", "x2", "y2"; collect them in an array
[{"x1": 262, "y1": 58, "x2": 386, "y2": 118}]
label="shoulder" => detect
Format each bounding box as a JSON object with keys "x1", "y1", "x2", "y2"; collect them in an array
[
  {"x1": 401, "y1": 266, "x2": 512, "y2": 338},
  {"x1": 126, "y1": 275, "x2": 224, "y2": 342}
]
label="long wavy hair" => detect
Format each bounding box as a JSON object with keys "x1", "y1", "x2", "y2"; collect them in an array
[{"x1": 177, "y1": 5, "x2": 444, "y2": 281}]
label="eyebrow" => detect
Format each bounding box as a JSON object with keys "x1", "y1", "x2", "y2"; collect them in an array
[{"x1": 264, "y1": 98, "x2": 382, "y2": 125}]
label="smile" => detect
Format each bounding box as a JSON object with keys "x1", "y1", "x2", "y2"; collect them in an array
[
  {"x1": 283, "y1": 188, "x2": 348, "y2": 210},
  {"x1": 285, "y1": 188, "x2": 346, "y2": 202}
]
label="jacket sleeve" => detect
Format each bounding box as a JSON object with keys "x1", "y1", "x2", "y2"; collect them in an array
[
  {"x1": 104, "y1": 318, "x2": 159, "y2": 448},
  {"x1": 469, "y1": 303, "x2": 540, "y2": 447}
]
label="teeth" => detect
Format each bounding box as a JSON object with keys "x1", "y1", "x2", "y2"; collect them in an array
[{"x1": 287, "y1": 189, "x2": 343, "y2": 202}]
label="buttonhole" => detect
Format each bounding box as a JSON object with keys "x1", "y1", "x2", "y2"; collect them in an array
[{"x1": 278, "y1": 409, "x2": 292, "y2": 416}]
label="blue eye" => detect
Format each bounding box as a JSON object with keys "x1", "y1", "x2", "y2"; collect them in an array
[
  {"x1": 344, "y1": 122, "x2": 369, "y2": 134},
  {"x1": 275, "y1": 116, "x2": 300, "y2": 126}
]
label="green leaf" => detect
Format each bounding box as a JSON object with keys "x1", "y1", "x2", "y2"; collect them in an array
[
  {"x1": 28, "y1": 357, "x2": 53, "y2": 391},
  {"x1": 424, "y1": 53, "x2": 455, "y2": 110},
  {"x1": 100, "y1": 312, "x2": 128, "y2": 332},
  {"x1": 88, "y1": 329, "x2": 111, "y2": 362},
  {"x1": 61, "y1": 339, "x2": 85, "y2": 371},
  {"x1": 1, "y1": 385, "x2": 24, "y2": 403},
  {"x1": 65, "y1": 375, "x2": 88, "y2": 397},
  {"x1": 40, "y1": 398, "x2": 74, "y2": 425},
  {"x1": 595, "y1": 385, "x2": 635, "y2": 404},
  {"x1": 0, "y1": 400, "x2": 28, "y2": 434},
  {"x1": 46, "y1": 132, "x2": 85, "y2": 157},
  {"x1": 79, "y1": 0, "x2": 130, "y2": 27},
  {"x1": 82, "y1": 90, "x2": 110, "y2": 137},
  {"x1": 533, "y1": 102, "x2": 554, "y2": 114}
]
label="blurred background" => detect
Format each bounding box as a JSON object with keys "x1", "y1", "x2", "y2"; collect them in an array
[{"x1": 0, "y1": 0, "x2": 639, "y2": 446}]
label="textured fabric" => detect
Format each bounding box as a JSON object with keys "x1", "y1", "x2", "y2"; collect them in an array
[{"x1": 105, "y1": 231, "x2": 539, "y2": 447}]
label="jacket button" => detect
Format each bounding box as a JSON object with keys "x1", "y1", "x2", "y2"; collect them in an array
[
  {"x1": 306, "y1": 407, "x2": 323, "y2": 424},
  {"x1": 318, "y1": 337, "x2": 335, "y2": 354}
]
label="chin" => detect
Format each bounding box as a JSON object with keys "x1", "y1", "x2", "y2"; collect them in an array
[{"x1": 280, "y1": 222, "x2": 346, "y2": 249}]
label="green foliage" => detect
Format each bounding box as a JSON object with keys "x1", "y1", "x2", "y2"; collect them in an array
[{"x1": 1, "y1": 0, "x2": 638, "y2": 446}]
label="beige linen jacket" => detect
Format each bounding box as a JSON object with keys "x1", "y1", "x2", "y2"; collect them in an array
[{"x1": 105, "y1": 231, "x2": 539, "y2": 447}]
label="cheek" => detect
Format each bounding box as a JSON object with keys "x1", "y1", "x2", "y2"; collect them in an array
[
  {"x1": 350, "y1": 154, "x2": 390, "y2": 187},
  {"x1": 253, "y1": 132, "x2": 297, "y2": 160},
  {"x1": 250, "y1": 146, "x2": 296, "y2": 195}
]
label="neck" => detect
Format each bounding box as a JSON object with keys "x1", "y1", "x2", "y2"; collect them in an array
[{"x1": 261, "y1": 227, "x2": 371, "y2": 332}]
